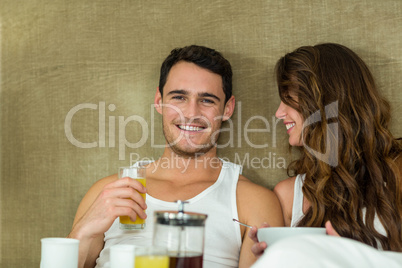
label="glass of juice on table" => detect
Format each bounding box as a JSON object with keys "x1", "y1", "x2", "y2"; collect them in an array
[
  {"x1": 135, "y1": 246, "x2": 169, "y2": 268},
  {"x1": 118, "y1": 165, "x2": 147, "y2": 230}
]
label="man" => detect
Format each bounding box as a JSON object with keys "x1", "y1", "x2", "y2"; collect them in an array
[{"x1": 68, "y1": 45, "x2": 283, "y2": 268}]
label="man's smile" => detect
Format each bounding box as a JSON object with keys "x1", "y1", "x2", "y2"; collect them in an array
[{"x1": 176, "y1": 124, "x2": 207, "y2": 132}]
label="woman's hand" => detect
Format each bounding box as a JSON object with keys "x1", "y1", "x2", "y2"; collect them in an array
[
  {"x1": 248, "y1": 222, "x2": 270, "y2": 258},
  {"x1": 325, "y1": 221, "x2": 340, "y2": 237}
]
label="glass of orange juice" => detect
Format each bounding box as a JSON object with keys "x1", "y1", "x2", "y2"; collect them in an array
[
  {"x1": 118, "y1": 165, "x2": 147, "y2": 230},
  {"x1": 135, "y1": 246, "x2": 169, "y2": 268}
]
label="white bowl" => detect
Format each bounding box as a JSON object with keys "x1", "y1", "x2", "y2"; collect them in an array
[{"x1": 257, "y1": 227, "x2": 326, "y2": 246}]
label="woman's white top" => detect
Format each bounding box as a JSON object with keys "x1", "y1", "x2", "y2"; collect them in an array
[{"x1": 291, "y1": 174, "x2": 386, "y2": 239}]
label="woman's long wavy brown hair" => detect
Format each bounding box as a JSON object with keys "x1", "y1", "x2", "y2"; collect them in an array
[{"x1": 275, "y1": 43, "x2": 402, "y2": 251}]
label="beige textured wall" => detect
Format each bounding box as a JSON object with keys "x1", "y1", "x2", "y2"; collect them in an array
[{"x1": 1, "y1": 0, "x2": 401, "y2": 266}]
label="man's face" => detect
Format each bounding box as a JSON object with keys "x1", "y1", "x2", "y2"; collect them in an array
[{"x1": 155, "y1": 61, "x2": 234, "y2": 158}]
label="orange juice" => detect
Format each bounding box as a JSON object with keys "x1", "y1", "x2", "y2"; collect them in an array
[
  {"x1": 135, "y1": 255, "x2": 169, "y2": 268},
  {"x1": 119, "y1": 177, "x2": 146, "y2": 227}
]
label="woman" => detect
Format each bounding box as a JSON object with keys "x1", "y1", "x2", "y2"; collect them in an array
[{"x1": 250, "y1": 43, "x2": 402, "y2": 266}]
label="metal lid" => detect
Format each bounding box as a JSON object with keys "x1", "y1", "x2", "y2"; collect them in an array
[
  {"x1": 154, "y1": 200, "x2": 207, "y2": 226},
  {"x1": 154, "y1": 211, "x2": 207, "y2": 226}
]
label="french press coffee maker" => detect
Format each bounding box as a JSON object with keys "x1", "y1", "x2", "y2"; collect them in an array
[{"x1": 153, "y1": 201, "x2": 208, "y2": 268}]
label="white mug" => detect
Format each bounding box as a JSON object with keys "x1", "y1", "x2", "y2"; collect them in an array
[
  {"x1": 110, "y1": 244, "x2": 136, "y2": 268},
  {"x1": 40, "y1": 238, "x2": 79, "y2": 268}
]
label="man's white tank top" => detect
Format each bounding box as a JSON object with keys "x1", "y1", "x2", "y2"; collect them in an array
[{"x1": 95, "y1": 160, "x2": 242, "y2": 268}]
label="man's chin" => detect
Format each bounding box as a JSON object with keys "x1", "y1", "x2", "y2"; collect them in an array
[{"x1": 169, "y1": 144, "x2": 214, "y2": 158}]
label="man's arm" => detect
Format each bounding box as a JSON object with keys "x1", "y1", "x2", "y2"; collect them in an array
[
  {"x1": 68, "y1": 175, "x2": 147, "y2": 268},
  {"x1": 236, "y1": 175, "x2": 284, "y2": 267}
]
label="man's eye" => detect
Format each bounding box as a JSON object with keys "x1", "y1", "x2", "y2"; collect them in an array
[
  {"x1": 202, "y1": 99, "x2": 214, "y2": 104},
  {"x1": 172, "y1": 96, "x2": 185, "y2": 100}
]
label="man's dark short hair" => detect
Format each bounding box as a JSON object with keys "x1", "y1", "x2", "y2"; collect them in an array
[{"x1": 158, "y1": 45, "x2": 232, "y2": 103}]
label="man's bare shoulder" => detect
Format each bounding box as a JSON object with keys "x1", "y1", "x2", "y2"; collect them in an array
[
  {"x1": 237, "y1": 175, "x2": 276, "y2": 199},
  {"x1": 236, "y1": 175, "x2": 283, "y2": 227}
]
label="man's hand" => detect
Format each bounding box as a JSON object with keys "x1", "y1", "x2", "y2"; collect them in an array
[
  {"x1": 68, "y1": 176, "x2": 147, "y2": 268},
  {"x1": 74, "y1": 177, "x2": 147, "y2": 238}
]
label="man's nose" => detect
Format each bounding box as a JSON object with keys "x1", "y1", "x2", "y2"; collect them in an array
[{"x1": 183, "y1": 100, "x2": 202, "y2": 118}]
